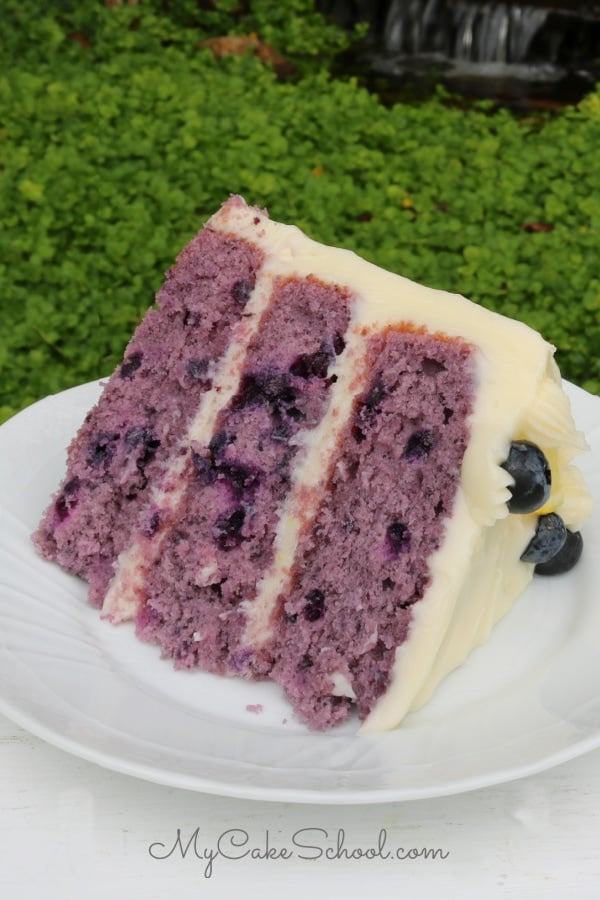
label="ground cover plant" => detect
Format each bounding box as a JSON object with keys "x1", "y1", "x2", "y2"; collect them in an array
[{"x1": 1, "y1": 0, "x2": 599, "y2": 423}]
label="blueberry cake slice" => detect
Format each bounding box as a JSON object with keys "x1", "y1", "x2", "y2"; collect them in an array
[{"x1": 34, "y1": 196, "x2": 592, "y2": 731}]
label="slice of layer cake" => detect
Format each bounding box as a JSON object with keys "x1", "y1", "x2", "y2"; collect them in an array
[{"x1": 34, "y1": 196, "x2": 592, "y2": 732}]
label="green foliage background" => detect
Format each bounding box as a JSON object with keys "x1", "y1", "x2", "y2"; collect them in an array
[{"x1": 2, "y1": 0, "x2": 599, "y2": 423}]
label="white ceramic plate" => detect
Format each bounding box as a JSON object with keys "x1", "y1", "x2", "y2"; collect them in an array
[{"x1": 1, "y1": 380, "x2": 599, "y2": 804}]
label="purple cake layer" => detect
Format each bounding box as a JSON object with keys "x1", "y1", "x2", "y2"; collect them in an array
[
  {"x1": 135, "y1": 276, "x2": 353, "y2": 677},
  {"x1": 34, "y1": 229, "x2": 263, "y2": 606},
  {"x1": 271, "y1": 328, "x2": 476, "y2": 729}
]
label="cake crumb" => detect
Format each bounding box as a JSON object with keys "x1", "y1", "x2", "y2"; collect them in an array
[{"x1": 246, "y1": 703, "x2": 263, "y2": 714}]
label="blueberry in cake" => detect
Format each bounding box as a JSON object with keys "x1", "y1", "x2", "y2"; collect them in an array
[{"x1": 34, "y1": 196, "x2": 593, "y2": 731}]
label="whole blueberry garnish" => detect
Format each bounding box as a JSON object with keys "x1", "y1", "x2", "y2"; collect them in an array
[
  {"x1": 520, "y1": 513, "x2": 567, "y2": 564},
  {"x1": 88, "y1": 431, "x2": 119, "y2": 468},
  {"x1": 386, "y1": 521, "x2": 410, "y2": 557},
  {"x1": 534, "y1": 529, "x2": 583, "y2": 576},
  {"x1": 214, "y1": 507, "x2": 245, "y2": 551},
  {"x1": 304, "y1": 588, "x2": 325, "y2": 622},
  {"x1": 403, "y1": 429, "x2": 436, "y2": 461},
  {"x1": 120, "y1": 352, "x2": 143, "y2": 379},
  {"x1": 231, "y1": 278, "x2": 255, "y2": 306},
  {"x1": 501, "y1": 441, "x2": 551, "y2": 514}
]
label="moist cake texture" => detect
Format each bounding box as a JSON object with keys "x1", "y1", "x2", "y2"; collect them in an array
[{"x1": 34, "y1": 196, "x2": 593, "y2": 731}]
